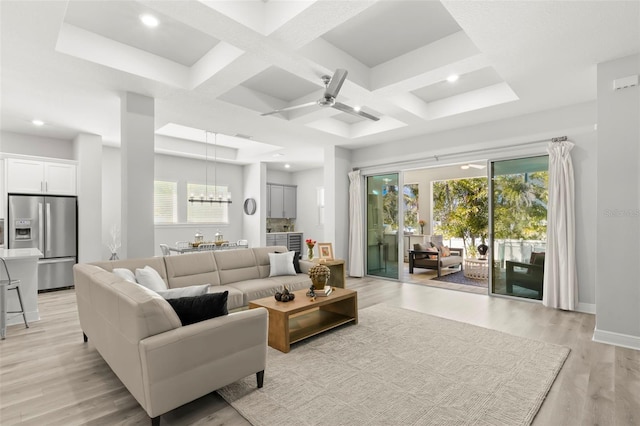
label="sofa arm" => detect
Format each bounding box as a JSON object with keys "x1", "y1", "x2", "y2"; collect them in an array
[
  {"x1": 449, "y1": 247, "x2": 464, "y2": 257},
  {"x1": 138, "y1": 308, "x2": 268, "y2": 418}
]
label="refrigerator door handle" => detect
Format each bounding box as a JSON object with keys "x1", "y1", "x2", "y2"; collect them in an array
[
  {"x1": 38, "y1": 202, "x2": 44, "y2": 253},
  {"x1": 46, "y1": 202, "x2": 52, "y2": 256}
]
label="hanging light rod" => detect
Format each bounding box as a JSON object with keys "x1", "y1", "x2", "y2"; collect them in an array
[{"x1": 188, "y1": 131, "x2": 232, "y2": 204}]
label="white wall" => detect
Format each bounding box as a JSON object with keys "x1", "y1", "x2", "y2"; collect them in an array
[
  {"x1": 292, "y1": 167, "x2": 324, "y2": 245},
  {"x1": 351, "y1": 102, "x2": 599, "y2": 311},
  {"x1": 0, "y1": 131, "x2": 74, "y2": 160},
  {"x1": 594, "y1": 54, "x2": 640, "y2": 349},
  {"x1": 266, "y1": 169, "x2": 293, "y2": 185}
]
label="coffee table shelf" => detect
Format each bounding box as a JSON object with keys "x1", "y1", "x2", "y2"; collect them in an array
[
  {"x1": 289, "y1": 308, "x2": 356, "y2": 344},
  {"x1": 249, "y1": 288, "x2": 358, "y2": 353}
]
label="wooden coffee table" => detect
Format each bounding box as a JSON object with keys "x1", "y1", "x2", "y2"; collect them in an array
[{"x1": 248, "y1": 287, "x2": 358, "y2": 353}]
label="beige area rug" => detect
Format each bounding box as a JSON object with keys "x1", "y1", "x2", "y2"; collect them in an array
[{"x1": 218, "y1": 304, "x2": 569, "y2": 426}]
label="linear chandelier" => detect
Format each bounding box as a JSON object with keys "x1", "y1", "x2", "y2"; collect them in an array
[{"x1": 188, "y1": 131, "x2": 232, "y2": 204}]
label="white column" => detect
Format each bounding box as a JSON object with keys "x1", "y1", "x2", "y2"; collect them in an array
[
  {"x1": 73, "y1": 133, "x2": 102, "y2": 262},
  {"x1": 121, "y1": 93, "x2": 155, "y2": 259},
  {"x1": 594, "y1": 54, "x2": 640, "y2": 349},
  {"x1": 323, "y1": 146, "x2": 351, "y2": 261}
]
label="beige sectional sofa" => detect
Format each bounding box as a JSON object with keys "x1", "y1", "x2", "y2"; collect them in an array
[{"x1": 73, "y1": 246, "x2": 312, "y2": 425}]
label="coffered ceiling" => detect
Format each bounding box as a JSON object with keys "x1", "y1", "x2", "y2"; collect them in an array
[{"x1": 1, "y1": 1, "x2": 638, "y2": 171}]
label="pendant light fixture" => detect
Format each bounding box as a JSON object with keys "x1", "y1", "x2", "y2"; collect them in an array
[{"x1": 188, "y1": 131, "x2": 232, "y2": 204}]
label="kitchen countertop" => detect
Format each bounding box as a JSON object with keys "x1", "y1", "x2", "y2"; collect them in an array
[{"x1": 0, "y1": 248, "x2": 43, "y2": 259}]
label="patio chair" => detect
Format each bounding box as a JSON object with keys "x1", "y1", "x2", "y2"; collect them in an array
[{"x1": 505, "y1": 252, "x2": 545, "y2": 296}]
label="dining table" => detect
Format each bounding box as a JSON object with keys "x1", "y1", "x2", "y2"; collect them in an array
[{"x1": 168, "y1": 243, "x2": 248, "y2": 254}]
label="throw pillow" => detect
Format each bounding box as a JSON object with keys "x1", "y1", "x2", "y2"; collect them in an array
[
  {"x1": 276, "y1": 250, "x2": 302, "y2": 273},
  {"x1": 113, "y1": 268, "x2": 137, "y2": 283},
  {"x1": 135, "y1": 266, "x2": 168, "y2": 292},
  {"x1": 167, "y1": 291, "x2": 229, "y2": 326},
  {"x1": 155, "y1": 284, "x2": 210, "y2": 300},
  {"x1": 268, "y1": 251, "x2": 297, "y2": 277},
  {"x1": 440, "y1": 246, "x2": 451, "y2": 257}
]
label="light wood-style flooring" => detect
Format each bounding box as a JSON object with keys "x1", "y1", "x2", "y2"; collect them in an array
[{"x1": 1, "y1": 278, "x2": 638, "y2": 425}]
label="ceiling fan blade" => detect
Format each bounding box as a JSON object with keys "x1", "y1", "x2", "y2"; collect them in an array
[
  {"x1": 261, "y1": 101, "x2": 317, "y2": 116},
  {"x1": 324, "y1": 69, "x2": 348, "y2": 99},
  {"x1": 332, "y1": 102, "x2": 380, "y2": 121}
]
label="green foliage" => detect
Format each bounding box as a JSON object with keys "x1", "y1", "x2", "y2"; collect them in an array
[
  {"x1": 492, "y1": 172, "x2": 548, "y2": 240},
  {"x1": 432, "y1": 171, "x2": 548, "y2": 251},
  {"x1": 403, "y1": 184, "x2": 419, "y2": 230},
  {"x1": 433, "y1": 177, "x2": 488, "y2": 250}
]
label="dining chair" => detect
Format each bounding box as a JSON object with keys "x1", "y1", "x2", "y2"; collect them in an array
[
  {"x1": 0, "y1": 257, "x2": 29, "y2": 340},
  {"x1": 159, "y1": 244, "x2": 171, "y2": 256},
  {"x1": 198, "y1": 243, "x2": 216, "y2": 251},
  {"x1": 237, "y1": 239, "x2": 248, "y2": 247},
  {"x1": 175, "y1": 241, "x2": 190, "y2": 249}
]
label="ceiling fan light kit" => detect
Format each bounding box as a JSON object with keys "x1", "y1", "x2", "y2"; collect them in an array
[{"x1": 261, "y1": 69, "x2": 380, "y2": 121}]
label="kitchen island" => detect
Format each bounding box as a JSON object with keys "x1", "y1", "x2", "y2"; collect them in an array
[{"x1": 0, "y1": 248, "x2": 42, "y2": 336}]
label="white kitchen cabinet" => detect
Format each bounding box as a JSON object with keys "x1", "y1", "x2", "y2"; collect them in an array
[
  {"x1": 266, "y1": 183, "x2": 296, "y2": 218},
  {"x1": 6, "y1": 158, "x2": 77, "y2": 195}
]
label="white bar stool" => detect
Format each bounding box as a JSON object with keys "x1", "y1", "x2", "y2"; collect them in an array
[{"x1": 0, "y1": 257, "x2": 29, "y2": 339}]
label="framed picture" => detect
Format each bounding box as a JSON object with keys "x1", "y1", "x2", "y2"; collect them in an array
[{"x1": 318, "y1": 242, "x2": 334, "y2": 260}]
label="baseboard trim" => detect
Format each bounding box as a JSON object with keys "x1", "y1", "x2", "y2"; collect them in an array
[
  {"x1": 576, "y1": 302, "x2": 596, "y2": 314},
  {"x1": 592, "y1": 328, "x2": 640, "y2": 350}
]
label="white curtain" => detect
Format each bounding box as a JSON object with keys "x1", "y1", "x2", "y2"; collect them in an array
[
  {"x1": 348, "y1": 170, "x2": 364, "y2": 277},
  {"x1": 543, "y1": 141, "x2": 578, "y2": 310}
]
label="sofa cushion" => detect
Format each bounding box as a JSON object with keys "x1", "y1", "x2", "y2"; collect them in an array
[
  {"x1": 214, "y1": 249, "x2": 260, "y2": 285},
  {"x1": 156, "y1": 284, "x2": 210, "y2": 300},
  {"x1": 268, "y1": 251, "x2": 297, "y2": 277},
  {"x1": 92, "y1": 256, "x2": 168, "y2": 285},
  {"x1": 208, "y1": 285, "x2": 244, "y2": 310},
  {"x1": 135, "y1": 266, "x2": 168, "y2": 292},
  {"x1": 229, "y1": 275, "x2": 310, "y2": 305},
  {"x1": 164, "y1": 251, "x2": 221, "y2": 288},
  {"x1": 252, "y1": 246, "x2": 289, "y2": 278},
  {"x1": 167, "y1": 291, "x2": 229, "y2": 326},
  {"x1": 113, "y1": 268, "x2": 137, "y2": 283}
]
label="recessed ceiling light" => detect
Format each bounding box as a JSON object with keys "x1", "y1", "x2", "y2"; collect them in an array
[
  {"x1": 284, "y1": 164, "x2": 291, "y2": 169},
  {"x1": 32, "y1": 119, "x2": 44, "y2": 126},
  {"x1": 353, "y1": 105, "x2": 361, "y2": 112},
  {"x1": 460, "y1": 164, "x2": 470, "y2": 170},
  {"x1": 446, "y1": 74, "x2": 459, "y2": 83},
  {"x1": 140, "y1": 14, "x2": 159, "y2": 28}
]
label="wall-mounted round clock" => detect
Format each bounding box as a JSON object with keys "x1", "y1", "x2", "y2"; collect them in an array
[{"x1": 243, "y1": 198, "x2": 257, "y2": 215}]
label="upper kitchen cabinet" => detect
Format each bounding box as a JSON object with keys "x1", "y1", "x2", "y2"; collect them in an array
[
  {"x1": 6, "y1": 158, "x2": 77, "y2": 195},
  {"x1": 267, "y1": 183, "x2": 296, "y2": 218}
]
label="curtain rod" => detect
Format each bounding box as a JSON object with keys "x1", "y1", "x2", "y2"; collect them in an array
[{"x1": 353, "y1": 135, "x2": 568, "y2": 171}]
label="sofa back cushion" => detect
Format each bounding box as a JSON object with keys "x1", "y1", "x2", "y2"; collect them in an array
[
  {"x1": 164, "y1": 251, "x2": 221, "y2": 288},
  {"x1": 213, "y1": 248, "x2": 261, "y2": 285},
  {"x1": 252, "y1": 246, "x2": 289, "y2": 278},
  {"x1": 91, "y1": 257, "x2": 169, "y2": 288}
]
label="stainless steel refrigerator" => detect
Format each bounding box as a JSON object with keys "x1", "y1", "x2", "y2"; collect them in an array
[{"x1": 8, "y1": 194, "x2": 77, "y2": 290}]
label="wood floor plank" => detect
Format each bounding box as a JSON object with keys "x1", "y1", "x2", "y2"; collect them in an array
[{"x1": 1, "y1": 279, "x2": 638, "y2": 425}]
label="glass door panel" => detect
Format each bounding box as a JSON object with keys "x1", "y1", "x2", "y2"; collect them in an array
[
  {"x1": 366, "y1": 174, "x2": 399, "y2": 279},
  {"x1": 490, "y1": 156, "x2": 548, "y2": 300}
]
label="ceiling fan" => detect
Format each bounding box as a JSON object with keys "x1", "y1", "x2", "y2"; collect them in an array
[{"x1": 260, "y1": 69, "x2": 380, "y2": 121}]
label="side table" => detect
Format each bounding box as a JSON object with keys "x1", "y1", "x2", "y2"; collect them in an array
[{"x1": 463, "y1": 258, "x2": 489, "y2": 280}]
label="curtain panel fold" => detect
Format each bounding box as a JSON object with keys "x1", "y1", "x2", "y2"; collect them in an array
[
  {"x1": 543, "y1": 141, "x2": 578, "y2": 310},
  {"x1": 348, "y1": 170, "x2": 364, "y2": 277}
]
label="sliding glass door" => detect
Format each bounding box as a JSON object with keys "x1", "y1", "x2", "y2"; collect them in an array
[
  {"x1": 490, "y1": 156, "x2": 549, "y2": 300},
  {"x1": 366, "y1": 174, "x2": 399, "y2": 279}
]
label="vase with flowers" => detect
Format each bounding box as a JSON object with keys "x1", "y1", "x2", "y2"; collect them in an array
[
  {"x1": 418, "y1": 219, "x2": 426, "y2": 235},
  {"x1": 305, "y1": 238, "x2": 316, "y2": 260}
]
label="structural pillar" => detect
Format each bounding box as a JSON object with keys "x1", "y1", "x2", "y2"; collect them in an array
[{"x1": 121, "y1": 92, "x2": 155, "y2": 259}]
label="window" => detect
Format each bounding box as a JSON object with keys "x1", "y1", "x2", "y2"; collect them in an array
[
  {"x1": 187, "y1": 183, "x2": 229, "y2": 223},
  {"x1": 154, "y1": 181, "x2": 177, "y2": 224}
]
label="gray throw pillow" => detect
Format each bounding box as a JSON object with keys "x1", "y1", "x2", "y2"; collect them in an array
[{"x1": 155, "y1": 284, "x2": 210, "y2": 300}]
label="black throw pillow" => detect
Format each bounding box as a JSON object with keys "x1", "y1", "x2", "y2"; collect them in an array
[
  {"x1": 276, "y1": 251, "x2": 302, "y2": 273},
  {"x1": 167, "y1": 291, "x2": 228, "y2": 326}
]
